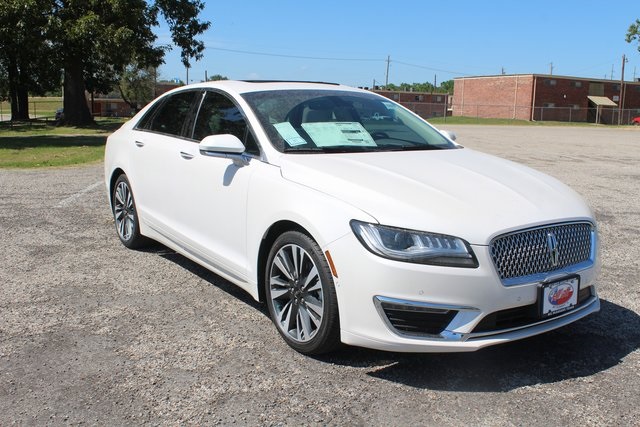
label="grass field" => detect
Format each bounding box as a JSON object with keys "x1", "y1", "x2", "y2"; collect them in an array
[
  {"x1": 0, "y1": 97, "x2": 63, "y2": 119},
  {"x1": 0, "y1": 117, "x2": 126, "y2": 168},
  {"x1": 0, "y1": 135, "x2": 106, "y2": 168},
  {"x1": 428, "y1": 116, "x2": 605, "y2": 127}
]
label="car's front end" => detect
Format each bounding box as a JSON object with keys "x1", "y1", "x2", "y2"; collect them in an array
[{"x1": 326, "y1": 219, "x2": 598, "y2": 352}]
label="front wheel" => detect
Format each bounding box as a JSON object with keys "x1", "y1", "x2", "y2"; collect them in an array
[
  {"x1": 265, "y1": 231, "x2": 340, "y2": 354},
  {"x1": 112, "y1": 174, "x2": 147, "y2": 249}
]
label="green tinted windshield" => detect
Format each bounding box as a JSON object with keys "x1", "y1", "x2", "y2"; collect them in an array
[{"x1": 241, "y1": 90, "x2": 456, "y2": 153}]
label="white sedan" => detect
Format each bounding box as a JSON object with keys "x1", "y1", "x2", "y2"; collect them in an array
[{"x1": 105, "y1": 81, "x2": 600, "y2": 354}]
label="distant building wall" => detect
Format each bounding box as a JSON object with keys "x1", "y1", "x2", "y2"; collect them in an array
[
  {"x1": 452, "y1": 74, "x2": 640, "y2": 123},
  {"x1": 452, "y1": 75, "x2": 534, "y2": 120},
  {"x1": 373, "y1": 90, "x2": 451, "y2": 119}
]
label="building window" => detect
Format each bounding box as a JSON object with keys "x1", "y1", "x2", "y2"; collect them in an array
[
  {"x1": 543, "y1": 103, "x2": 555, "y2": 108},
  {"x1": 613, "y1": 84, "x2": 620, "y2": 91},
  {"x1": 572, "y1": 81, "x2": 582, "y2": 88},
  {"x1": 572, "y1": 104, "x2": 580, "y2": 110},
  {"x1": 436, "y1": 96, "x2": 443, "y2": 102},
  {"x1": 545, "y1": 79, "x2": 557, "y2": 86},
  {"x1": 393, "y1": 94, "x2": 399, "y2": 100}
]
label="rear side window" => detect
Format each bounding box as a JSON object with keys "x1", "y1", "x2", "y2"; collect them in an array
[{"x1": 139, "y1": 91, "x2": 197, "y2": 137}]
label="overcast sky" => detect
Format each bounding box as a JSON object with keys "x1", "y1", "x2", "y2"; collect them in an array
[{"x1": 155, "y1": 0, "x2": 640, "y2": 87}]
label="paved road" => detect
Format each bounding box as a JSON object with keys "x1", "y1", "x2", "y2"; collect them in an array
[{"x1": 1, "y1": 125, "x2": 639, "y2": 425}]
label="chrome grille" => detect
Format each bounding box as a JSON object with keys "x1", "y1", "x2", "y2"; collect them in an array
[{"x1": 490, "y1": 222, "x2": 593, "y2": 282}]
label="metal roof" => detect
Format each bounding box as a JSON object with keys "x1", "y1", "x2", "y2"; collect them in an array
[{"x1": 587, "y1": 96, "x2": 617, "y2": 107}]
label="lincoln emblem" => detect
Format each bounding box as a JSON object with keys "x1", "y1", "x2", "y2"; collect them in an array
[{"x1": 547, "y1": 232, "x2": 560, "y2": 267}]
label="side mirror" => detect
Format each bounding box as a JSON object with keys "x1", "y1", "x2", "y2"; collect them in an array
[
  {"x1": 200, "y1": 134, "x2": 245, "y2": 154},
  {"x1": 440, "y1": 130, "x2": 457, "y2": 142}
]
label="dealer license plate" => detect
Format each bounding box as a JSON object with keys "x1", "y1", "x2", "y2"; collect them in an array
[{"x1": 539, "y1": 276, "x2": 580, "y2": 318}]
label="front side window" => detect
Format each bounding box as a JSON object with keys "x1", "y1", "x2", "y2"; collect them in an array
[
  {"x1": 242, "y1": 90, "x2": 456, "y2": 153},
  {"x1": 192, "y1": 91, "x2": 260, "y2": 155}
]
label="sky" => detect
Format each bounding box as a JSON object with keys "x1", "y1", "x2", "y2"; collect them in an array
[{"x1": 154, "y1": 0, "x2": 640, "y2": 87}]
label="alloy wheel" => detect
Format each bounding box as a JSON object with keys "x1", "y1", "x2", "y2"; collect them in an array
[
  {"x1": 269, "y1": 243, "x2": 324, "y2": 343},
  {"x1": 114, "y1": 180, "x2": 135, "y2": 242}
]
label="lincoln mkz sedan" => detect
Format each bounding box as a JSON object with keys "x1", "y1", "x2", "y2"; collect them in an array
[{"x1": 105, "y1": 81, "x2": 600, "y2": 354}]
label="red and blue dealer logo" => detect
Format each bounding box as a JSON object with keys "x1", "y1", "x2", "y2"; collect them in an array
[{"x1": 548, "y1": 283, "x2": 574, "y2": 306}]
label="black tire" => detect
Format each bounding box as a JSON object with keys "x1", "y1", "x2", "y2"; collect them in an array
[
  {"x1": 112, "y1": 174, "x2": 148, "y2": 249},
  {"x1": 265, "y1": 231, "x2": 340, "y2": 355}
]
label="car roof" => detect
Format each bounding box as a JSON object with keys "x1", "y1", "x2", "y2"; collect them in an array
[{"x1": 173, "y1": 80, "x2": 365, "y2": 95}]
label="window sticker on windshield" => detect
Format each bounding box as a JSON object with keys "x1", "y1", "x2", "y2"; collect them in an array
[
  {"x1": 382, "y1": 102, "x2": 396, "y2": 110},
  {"x1": 274, "y1": 122, "x2": 307, "y2": 146},
  {"x1": 301, "y1": 122, "x2": 377, "y2": 147}
]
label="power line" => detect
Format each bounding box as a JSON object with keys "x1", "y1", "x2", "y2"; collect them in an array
[
  {"x1": 391, "y1": 60, "x2": 469, "y2": 76},
  {"x1": 205, "y1": 47, "x2": 476, "y2": 78},
  {"x1": 205, "y1": 46, "x2": 381, "y2": 62}
]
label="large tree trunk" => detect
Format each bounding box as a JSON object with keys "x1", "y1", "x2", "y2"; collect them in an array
[
  {"x1": 61, "y1": 57, "x2": 94, "y2": 126},
  {"x1": 8, "y1": 58, "x2": 29, "y2": 121}
]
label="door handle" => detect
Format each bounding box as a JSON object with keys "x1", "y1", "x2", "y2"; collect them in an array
[
  {"x1": 180, "y1": 151, "x2": 195, "y2": 160},
  {"x1": 134, "y1": 140, "x2": 144, "y2": 147}
]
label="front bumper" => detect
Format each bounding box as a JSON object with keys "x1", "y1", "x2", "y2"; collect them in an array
[{"x1": 327, "y1": 233, "x2": 600, "y2": 353}]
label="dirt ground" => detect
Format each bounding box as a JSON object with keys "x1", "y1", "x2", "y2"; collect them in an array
[{"x1": 1, "y1": 125, "x2": 639, "y2": 425}]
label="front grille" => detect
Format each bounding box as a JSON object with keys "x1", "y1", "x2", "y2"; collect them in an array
[
  {"x1": 490, "y1": 222, "x2": 593, "y2": 282},
  {"x1": 472, "y1": 286, "x2": 593, "y2": 333},
  {"x1": 378, "y1": 300, "x2": 457, "y2": 336}
]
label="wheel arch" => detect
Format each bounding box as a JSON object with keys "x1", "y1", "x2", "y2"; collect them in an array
[
  {"x1": 108, "y1": 168, "x2": 126, "y2": 210},
  {"x1": 256, "y1": 220, "x2": 311, "y2": 303}
]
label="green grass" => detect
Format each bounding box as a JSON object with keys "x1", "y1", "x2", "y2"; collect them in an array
[
  {"x1": 0, "y1": 96, "x2": 63, "y2": 118},
  {"x1": 0, "y1": 117, "x2": 126, "y2": 136},
  {"x1": 0, "y1": 118, "x2": 126, "y2": 168},
  {"x1": 0, "y1": 135, "x2": 107, "y2": 168},
  {"x1": 428, "y1": 116, "x2": 619, "y2": 127}
]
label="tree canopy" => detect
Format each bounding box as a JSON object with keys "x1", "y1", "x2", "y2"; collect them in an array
[
  {"x1": 627, "y1": 18, "x2": 640, "y2": 51},
  {"x1": 0, "y1": 0, "x2": 210, "y2": 125},
  {"x1": 384, "y1": 80, "x2": 454, "y2": 94}
]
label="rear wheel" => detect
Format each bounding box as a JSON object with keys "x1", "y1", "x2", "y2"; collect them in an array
[
  {"x1": 112, "y1": 174, "x2": 147, "y2": 249},
  {"x1": 265, "y1": 231, "x2": 340, "y2": 354}
]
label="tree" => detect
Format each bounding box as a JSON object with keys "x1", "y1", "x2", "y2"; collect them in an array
[
  {"x1": 439, "y1": 80, "x2": 454, "y2": 94},
  {"x1": 118, "y1": 66, "x2": 156, "y2": 112},
  {"x1": 0, "y1": 0, "x2": 60, "y2": 121},
  {"x1": 52, "y1": 1, "x2": 210, "y2": 125},
  {"x1": 207, "y1": 74, "x2": 228, "y2": 81},
  {"x1": 627, "y1": 19, "x2": 640, "y2": 50}
]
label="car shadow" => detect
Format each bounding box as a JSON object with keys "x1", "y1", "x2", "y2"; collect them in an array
[
  {"x1": 318, "y1": 299, "x2": 640, "y2": 392},
  {"x1": 140, "y1": 245, "x2": 639, "y2": 391},
  {"x1": 141, "y1": 243, "x2": 268, "y2": 315}
]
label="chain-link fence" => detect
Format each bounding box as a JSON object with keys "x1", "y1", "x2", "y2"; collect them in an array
[
  {"x1": 451, "y1": 104, "x2": 640, "y2": 124},
  {"x1": 0, "y1": 98, "x2": 63, "y2": 122}
]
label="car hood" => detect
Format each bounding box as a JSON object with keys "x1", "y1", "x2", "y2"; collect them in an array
[{"x1": 278, "y1": 148, "x2": 593, "y2": 245}]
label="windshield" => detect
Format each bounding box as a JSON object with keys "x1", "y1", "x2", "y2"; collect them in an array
[{"x1": 241, "y1": 89, "x2": 456, "y2": 153}]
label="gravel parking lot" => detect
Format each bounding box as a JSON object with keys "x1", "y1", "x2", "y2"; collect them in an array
[{"x1": 1, "y1": 125, "x2": 639, "y2": 425}]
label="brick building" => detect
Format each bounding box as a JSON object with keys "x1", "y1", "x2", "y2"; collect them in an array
[
  {"x1": 452, "y1": 74, "x2": 640, "y2": 124},
  {"x1": 90, "y1": 81, "x2": 181, "y2": 117},
  {"x1": 373, "y1": 90, "x2": 451, "y2": 119}
]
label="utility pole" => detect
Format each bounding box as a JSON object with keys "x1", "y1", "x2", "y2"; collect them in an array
[
  {"x1": 611, "y1": 64, "x2": 614, "y2": 80},
  {"x1": 205, "y1": 70, "x2": 208, "y2": 81},
  {"x1": 618, "y1": 54, "x2": 627, "y2": 125},
  {"x1": 385, "y1": 55, "x2": 390, "y2": 86},
  {"x1": 433, "y1": 74, "x2": 437, "y2": 93},
  {"x1": 549, "y1": 62, "x2": 553, "y2": 75},
  {"x1": 501, "y1": 67, "x2": 505, "y2": 75}
]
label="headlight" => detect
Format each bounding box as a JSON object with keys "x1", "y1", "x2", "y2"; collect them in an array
[{"x1": 350, "y1": 220, "x2": 478, "y2": 268}]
